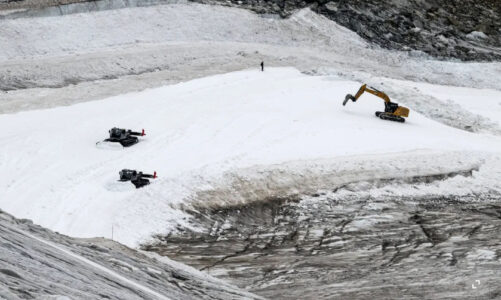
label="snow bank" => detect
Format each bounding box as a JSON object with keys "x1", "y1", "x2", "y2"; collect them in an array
[
  {"x1": 187, "y1": 150, "x2": 483, "y2": 209},
  {"x1": 1, "y1": 68, "x2": 500, "y2": 246}
]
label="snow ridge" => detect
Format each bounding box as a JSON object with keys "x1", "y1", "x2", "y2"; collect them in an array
[{"x1": 186, "y1": 150, "x2": 483, "y2": 209}]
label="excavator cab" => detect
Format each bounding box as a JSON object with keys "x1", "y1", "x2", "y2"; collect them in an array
[{"x1": 343, "y1": 84, "x2": 409, "y2": 123}]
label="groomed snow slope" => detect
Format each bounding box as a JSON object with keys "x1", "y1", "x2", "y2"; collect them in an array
[{"x1": 1, "y1": 68, "x2": 500, "y2": 247}]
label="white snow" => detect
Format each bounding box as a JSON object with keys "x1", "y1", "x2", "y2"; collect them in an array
[
  {"x1": 1, "y1": 1, "x2": 501, "y2": 249},
  {"x1": 466, "y1": 31, "x2": 488, "y2": 40},
  {"x1": 1, "y1": 67, "x2": 501, "y2": 247}
]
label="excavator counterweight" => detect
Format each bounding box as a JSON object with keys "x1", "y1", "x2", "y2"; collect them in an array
[{"x1": 343, "y1": 84, "x2": 409, "y2": 123}]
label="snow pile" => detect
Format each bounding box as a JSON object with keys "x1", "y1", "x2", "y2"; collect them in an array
[{"x1": 1, "y1": 67, "x2": 500, "y2": 246}]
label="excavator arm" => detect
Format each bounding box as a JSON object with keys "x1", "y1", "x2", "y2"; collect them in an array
[
  {"x1": 342, "y1": 84, "x2": 409, "y2": 122},
  {"x1": 343, "y1": 84, "x2": 390, "y2": 106}
]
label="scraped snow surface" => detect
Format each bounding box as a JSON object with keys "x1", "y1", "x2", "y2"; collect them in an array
[
  {"x1": 388, "y1": 79, "x2": 501, "y2": 126},
  {"x1": 1, "y1": 67, "x2": 501, "y2": 246}
]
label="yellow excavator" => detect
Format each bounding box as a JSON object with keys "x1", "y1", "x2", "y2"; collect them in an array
[{"x1": 343, "y1": 84, "x2": 410, "y2": 123}]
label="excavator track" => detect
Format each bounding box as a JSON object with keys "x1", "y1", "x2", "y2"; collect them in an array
[{"x1": 375, "y1": 112, "x2": 405, "y2": 123}]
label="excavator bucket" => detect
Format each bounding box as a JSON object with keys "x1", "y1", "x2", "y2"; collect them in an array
[{"x1": 343, "y1": 94, "x2": 355, "y2": 106}]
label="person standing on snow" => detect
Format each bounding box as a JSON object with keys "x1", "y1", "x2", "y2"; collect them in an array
[{"x1": 260, "y1": 61, "x2": 264, "y2": 72}]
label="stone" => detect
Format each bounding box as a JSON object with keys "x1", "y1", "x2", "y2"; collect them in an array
[{"x1": 324, "y1": 1, "x2": 337, "y2": 12}]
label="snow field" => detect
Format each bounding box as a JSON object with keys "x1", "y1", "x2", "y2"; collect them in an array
[{"x1": 1, "y1": 67, "x2": 500, "y2": 247}]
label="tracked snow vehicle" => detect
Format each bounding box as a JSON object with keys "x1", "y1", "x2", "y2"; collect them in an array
[
  {"x1": 99, "y1": 127, "x2": 145, "y2": 147},
  {"x1": 119, "y1": 169, "x2": 157, "y2": 188},
  {"x1": 343, "y1": 84, "x2": 409, "y2": 123}
]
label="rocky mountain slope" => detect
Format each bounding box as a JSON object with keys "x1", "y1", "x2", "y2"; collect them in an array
[{"x1": 194, "y1": 0, "x2": 501, "y2": 61}]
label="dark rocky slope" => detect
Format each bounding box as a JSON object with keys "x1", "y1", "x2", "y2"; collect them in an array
[{"x1": 193, "y1": 0, "x2": 501, "y2": 61}]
